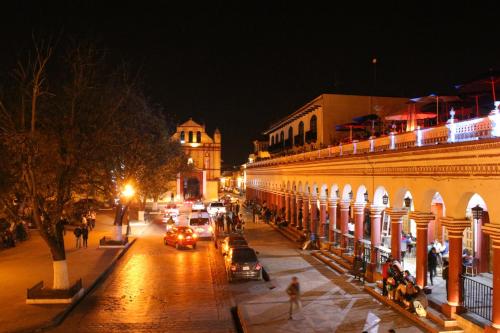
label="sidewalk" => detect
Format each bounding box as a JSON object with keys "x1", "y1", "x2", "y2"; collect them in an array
[
  {"x1": 236, "y1": 213, "x2": 423, "y2": 333},
  {"x1": 0, "y1": 210, "x2": 149, "y2": 333}
]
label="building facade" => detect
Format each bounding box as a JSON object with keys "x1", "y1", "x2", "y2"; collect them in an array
[
  {"x1": 264, "y1": 94, "x2": 408, "y2": 155},
  {"x1": 246, "y1": 104, "x2": 500, "y2": 332},
  {"x1": 171, "y1": 118, "x2": 221, "y2": 202}
]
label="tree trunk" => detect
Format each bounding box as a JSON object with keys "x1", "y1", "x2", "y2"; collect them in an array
[
  {"x1": 113, "y1": 204, "x2": 128, "y2": 241},
  {"x1": 152, "y1": 200, "x2": 158, "y2": 211},
  {"x1": 52, "y1": 259, "x2": 70, "y2": 289}
]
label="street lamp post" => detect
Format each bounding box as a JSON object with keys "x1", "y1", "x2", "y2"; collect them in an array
[{"x1": 114, "y1": 184, "x2": 135, "y2": 241}]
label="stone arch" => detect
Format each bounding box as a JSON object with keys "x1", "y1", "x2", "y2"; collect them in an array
[
  {"x1": 320, "y1": 184, "x2": 328, "y2": 198},
  {"x1": 373, "y1": 185, "x2": 390, "y2": 206},
  {"x1": 355, "y1": 184, "x2": 368, "y2": 203},
  {"x1": 330, "y1": 184, "x2": 340, "y2": 199},
  {"x1": 341, "y1": 184, "x2": 353, "y2": 201}
]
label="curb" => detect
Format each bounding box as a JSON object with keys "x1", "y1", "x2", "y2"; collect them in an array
[
  {"x1": 235, "y1": 306, "x2": 249, "y2": 333},
  {"x1": 16, "y1": 237, "x2": 138, "y2": 333}
]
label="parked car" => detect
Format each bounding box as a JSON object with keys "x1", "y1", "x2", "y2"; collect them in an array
[
  {"x1": 164, "y1": 226, "x2": 197, "y2": 249},
  {"x1": 220, "y1": 235, "x2": 247, "y2": 255},
  {"x1": 192, "y1": 201, "x2": 205, "y2": 210},
  {"x1": 207, "y1": 201, "x2": 226, "y2": 215},
  {"x1": 224, "y1": 247, "x2": 262, "y2": 282}
]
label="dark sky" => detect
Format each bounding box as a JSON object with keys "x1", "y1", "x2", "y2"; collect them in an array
[{"x1": 1, "y1": 1, "x2": 499, "y2": 165}]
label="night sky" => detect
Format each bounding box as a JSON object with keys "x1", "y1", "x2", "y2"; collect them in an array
[{"x1": 1, "y1": 1, "x2": 499, "y2": 166}]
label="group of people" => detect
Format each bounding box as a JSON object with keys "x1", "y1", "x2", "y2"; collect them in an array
[
  {"x1": 382, "y1": 256, "x2": 429, "y2": 317},
  {"x1": 0, "y1": 219, "x2": 29, "y2": 248},
  {"x1": 215, "y1": 204, "x2": 245, "y2": 234},
  {"x1": 73, "y1": 210, "x2": 97, "y2": 248}
]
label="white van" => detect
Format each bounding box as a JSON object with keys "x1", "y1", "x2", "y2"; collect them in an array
[{"x1": 188, "y1": 210, "x2": 213, "y2": 238}]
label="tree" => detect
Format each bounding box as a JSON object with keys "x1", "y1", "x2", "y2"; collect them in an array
[{"x1": 0, "y1": 38, "x2": 183, "y2": 289}]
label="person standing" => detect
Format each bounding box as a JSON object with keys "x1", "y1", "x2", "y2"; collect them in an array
[
  {"x1": 82, "y1": 225, "x2": 89, "y2": 248},
  {"x1": 286, "y1": 276, "x2": 301, "y2": 320},
  {"x1": 428, "y1": 247, "x2": 438, "y2": 285},
  {"x1": 74, "y1": 225, "x2": 82, "y2": 248},
  {"x1": 442, "y1": 259, "x2": 449, "y2": 299},
  {"x1": 381, "y1": 257, "x2": 392, "y2": 296}
]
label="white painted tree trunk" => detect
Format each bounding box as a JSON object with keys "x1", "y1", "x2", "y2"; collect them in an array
[
  {"x1": 114, "y1": 225, "x2": 123, "y2": 241},
  {"x1": 152, "y1": 201, "x2": 158, "y2": 211},
  {"x1": 53, "y1": 260, "x2": 70, "y2": 290}
]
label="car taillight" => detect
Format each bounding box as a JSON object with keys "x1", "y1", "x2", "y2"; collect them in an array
[
  {"x1": 178, "y1": 234, "x2": 184, "y2": 240},
  {"x1": 255, "y1": 263, "x2": 262, "y2": 270},
  {"x1": 230, "y1": 265, "x2": 237, "y2": 271}
]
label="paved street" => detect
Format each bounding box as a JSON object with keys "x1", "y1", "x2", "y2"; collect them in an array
[{"x1": 47, "y1": 221, "x2": 236, "y2": 333}]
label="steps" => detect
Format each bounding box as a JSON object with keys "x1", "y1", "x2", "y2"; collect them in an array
[
  {"x1": 364, "y1": 285, "x2": 464, "y2": 333},
  {"x1": 319, "y1": 249, "x2": 353, "y2": 271},
  {"x1": 311, "y1": 250, "x2": 348, "y2": 274},
  {"x1": 269, "y1": 223, "x2": 305, "y2": 243}
]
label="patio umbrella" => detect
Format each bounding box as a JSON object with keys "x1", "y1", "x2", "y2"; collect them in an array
[
  {"x1": 336, "y1": 122, "x2": 366, "y2": 141},
  {"x1": 385, "y1": 103, "x2": 437, "y2": 131},
  {"x1": 352, "y1": 114, "x2": 380, "y2": 136},
  {"x1": 455, "y1": 71, "x2": 500, "y2": 116}
]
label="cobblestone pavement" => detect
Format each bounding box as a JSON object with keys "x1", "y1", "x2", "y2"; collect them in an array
[{"x1": 47, "y1": 222, "x2": 235, "y2": 333}]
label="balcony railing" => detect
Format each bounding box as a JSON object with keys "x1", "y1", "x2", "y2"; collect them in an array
[
  {"x1": 462, "y1": 275, "x2": 493, "y2": 322},
  {"x1": 248, "y1": 115, "x2": 498, "y2": 168}
]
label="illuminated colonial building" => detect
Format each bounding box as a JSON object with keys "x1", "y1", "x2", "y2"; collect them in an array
[
  {"x1": 246, "y1": 98, "x2": 500, "y2": 333},
  {"x1": 171, "y1": 118, "x2": 221, "y2": 201},
  {"x1": 264, "y1": 94, "x2": 408, "y2": 155}
]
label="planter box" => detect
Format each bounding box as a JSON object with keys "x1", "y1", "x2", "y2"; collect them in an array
[{"x1": 26, "y1": 279, "x2": 84, "y2": 304}]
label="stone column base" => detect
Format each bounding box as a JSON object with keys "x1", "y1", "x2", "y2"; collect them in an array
[
  {"x1": 364, "y1": 263, "x2": 377, "y2": 282},
  {"x1": 441, "y1": 303, "x2": 465, "y2": 319}
]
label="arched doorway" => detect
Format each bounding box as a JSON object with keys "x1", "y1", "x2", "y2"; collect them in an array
[{"x1": 184, "y1": 177, "x2": 201, "y2": 200}]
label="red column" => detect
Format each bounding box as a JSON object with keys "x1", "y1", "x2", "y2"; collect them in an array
[
  {"x1": 303, "y1": 195, "x2": 310, "y2": 232},
  {"x1": 353, "y1": 203, "x2": 365, "y2": 255},
  {"x1": 285, "y1": 191, "x2": 290, "y2": 223},
  {"x1": 328, "y1": 198, "x2": 338, "y2": 244},
  {"x1": 340, "y1": 200, "x2": 350, "y2": 248},
  {"x1": 483, "y1": 224, "x2": 500, "y2": 332},
  {"x1": 387, "y1": 209, "x2": 406, "y2": 262},
  {"x1": 310, "y1": 195, "x2": 318, "y2": 237},
  {"x1": 410, "y1": 212, "x2": 434, "y2": 289},
  {"x1": 367, "y1": 206, "x2": 384, "y2": 281},
  {"x1": 296, "y1": 194, "x2": 303, "y2": 229},
  {"x1": 291, "y1": 192, "x2": 297, "y2": 226},
  {"x1": 441, "y1": 218, "x2": 470, "y2": 318},
  {"x1": 319, "y1": 196, "x2": 327, "y2": 239}
]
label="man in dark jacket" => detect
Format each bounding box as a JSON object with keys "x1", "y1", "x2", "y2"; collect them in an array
[
  {"x1": 82, "y1": 225, "x2": 89, "y2": 248},
  {"x1": 74, "y1": 225, "x2": 82, "y2": 248},
  {"x1": 428, "y1": 247, "x2": 438, "y2": 285}
]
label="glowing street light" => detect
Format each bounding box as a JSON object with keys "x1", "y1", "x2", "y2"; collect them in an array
[{"x1": 122, "y1": 184, "x2": 135, "y2": 198}]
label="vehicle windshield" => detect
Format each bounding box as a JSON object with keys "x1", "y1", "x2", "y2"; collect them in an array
[
  {"x1": 210, "y1": 203, "x2": 224, "y2": 207},
  {"x1": 232, "y1": 249, "x2": 257, "y2": 262},
  {"x1": 189, "y1": 218, "x2": 209, "y2": 226}
]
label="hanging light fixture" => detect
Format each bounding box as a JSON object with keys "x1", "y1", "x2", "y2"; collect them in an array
[
  {"x1": 364, "y1": 191, "x2": 369, "y2": 202},
  {"x1": 349, "y1": 190, "x2": 353, "y2": 200},
  {"x1": 404, "y1": 196, "x2": 412, "y2": 208},
  {"x1": 335, "y1": 189, "x2": 340, "y2": 198},
  {"x1": 382, "y1": 193, "x2": 389, "y2": 205},
  {"x1": 471, "y1": 204, "x2": 484, "y2": 220}
]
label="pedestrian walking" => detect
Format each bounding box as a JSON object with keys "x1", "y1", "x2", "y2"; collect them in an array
[
  {"x1": 74, "y1": 225, "x2": 82, "y2": 248},
  {"x1": 82, "y1": 225, "x2": 89, "y2": 248},
  {"x1": 428, "y1": 247, "x2": 438, "y2": 285},
  {"x1": 286, "y1": 276, "x2": 301, "y2": 320}
]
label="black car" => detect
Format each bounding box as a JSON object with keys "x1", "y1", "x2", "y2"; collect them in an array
[
  {"x1": 220, "y1": 235, "x2": 247, "y2": 255},
  {"x1": 224, "y1": 247, "x2": 262, "y2": 282}
]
